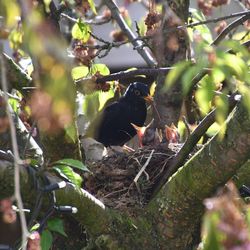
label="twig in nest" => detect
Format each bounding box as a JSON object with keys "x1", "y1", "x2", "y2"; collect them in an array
[
  {"x1": 104, "y1": 187, "x2": 128, "y2": 198},
  {"x1": 133, "y1": 149, "x2": 155, "y2": 184}
]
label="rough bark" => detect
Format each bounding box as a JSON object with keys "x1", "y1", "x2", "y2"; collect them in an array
[{"x1": 154, "y1": 0, "x2": 190, "y2": 128}]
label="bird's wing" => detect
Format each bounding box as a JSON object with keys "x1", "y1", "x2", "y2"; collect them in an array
[
  {"x1": 85, "y1": 101, "x2": 124, "y2": 137},
  {"x1": 100, "y1": 101, "x2": 127, "y2": 130}
]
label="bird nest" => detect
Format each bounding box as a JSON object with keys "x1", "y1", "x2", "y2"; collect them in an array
[{"x1": 84, "y1": 143, "x2": 181, "y2": 211}]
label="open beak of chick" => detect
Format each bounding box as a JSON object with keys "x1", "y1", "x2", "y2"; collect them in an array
[
  {"x1": 131, "y1": 122, "x2": 161, "y2": 147},
  {"x1": 131, "y1": 123, "x2": 146, "y2": 147},
  {"x1": 165, "y1": 123, "x2": 179, "y2": 143}
]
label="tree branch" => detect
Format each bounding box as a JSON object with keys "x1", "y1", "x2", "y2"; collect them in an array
[
  {"x1": 103, "y1": 0, "x2": 157, "y2": 67},
  {"x1": 60, "y1": 13, "x2": 111, "y2": 25},
  {"x1": 75, "y1": 67, "x2": 173, "y2": 84},
  {"x1": 184, "y1": 10, "x2": 250, "y2": 30},
  {"x1": 212, "y1": 13, "x2": 250, "y2": 45}
]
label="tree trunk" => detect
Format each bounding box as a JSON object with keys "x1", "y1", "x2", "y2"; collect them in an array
[{"x1": 154, "y1": 0, "x2": 190, "y2": 128}]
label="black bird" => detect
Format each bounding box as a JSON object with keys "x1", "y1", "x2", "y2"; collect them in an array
[{"x1": 86, "y1": 82, "x2": 152, "y2": 147}]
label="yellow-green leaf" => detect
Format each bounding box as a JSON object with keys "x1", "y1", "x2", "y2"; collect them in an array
[
  {"x1": 72, "y1": 20, "x2": 91, "y2": 42},
  {"x1": 91, "y1": 64, "x2": 110, "y2": 76},
  {"x1": 88, "y1": 0, "x2": 97, "y2": 15},
  {"x1": 72, "y1": 66, "x2": 90, "y2": 80}
]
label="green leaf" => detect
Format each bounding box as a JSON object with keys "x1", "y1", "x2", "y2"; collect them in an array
[
  {"x1": 195, "y1": 76, "x2": 215, "y2": 115},
  {"x1": 64, "y1": 123, "x2": 77, "y2": 143},
  {"x1": 91, "y1": 64, "x2": 110, "y2": 76},
  {"x1": 98, "y1": 87, "x2": 115, "y2": 111},
  {"x1": 83, "y1": 91, "x2": 100, "y2": 120},
  {"x1": 43, "y1": 0, "x2": 52, "y2": 12},
  {"x1": 72, "y1": 66, "x2": 90, "y2": 80},
  {"x1": 41, "y1": 230, "x2": 53, "y2": 250},
  {"x1": 165, "y1": 61, "x2": 191, "y2": 90},
  {"x1": 53, "y1": 165, "x2": 83, "y2": 187},
  {"x1": 203, "y1": 214, "x2": 221, "y2": 250},
  {"x1": 222, "y1": 40, "x2": 250, "y2": 58},
  {"x1": 8, "y1": 98, "x2": 20, "y2": 113},
  {"x1": 9, "y1": 28, "x2": 23, "y2": 50},
  {"x1": 188, "y1": 8, "x2": 213, "y2": 44},
  {"x1": 88, "y1": 0, "x2": 97, "y2": 15},
  {"x1": 54, "y1": 158, "x2": 89, "y2": 172},
  {"x1": 181, "y1": 61, "x2": 206, "y2": 95},
  {"x1": 71, "y1": 20, "x2": 91, "y2": 42},
  {"x1": 211, "y1": 67, "x2": 225, "y2": 85},
  {"x1": 2, "y1": 0, "x2": 20, "y2": 27},
  {"x1": 30, "y1": 223, "x2": 40, "y2": 232},
  {"x1": 206, "y1": 122, "x2": 221, "y2": 137},
  {"x1": 47, "y1": 218, "x2": 67, "y2": 237}
]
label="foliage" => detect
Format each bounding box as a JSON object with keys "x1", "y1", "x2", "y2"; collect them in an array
[
  {"x1": 52, "y1": 158, "x2": 90, "y2": 187},
  {"x1": 202, "y1": 182, "x2": 250, "y2": 250}
]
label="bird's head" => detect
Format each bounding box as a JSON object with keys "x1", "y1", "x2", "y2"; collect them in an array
[{"x1": 124, "y1": 82, "x2": 153, "y2": 103}]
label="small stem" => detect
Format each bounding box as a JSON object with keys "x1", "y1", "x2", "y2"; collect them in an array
[{"x1": 0, "y1": 44, "x2": 29, "y2": 248}]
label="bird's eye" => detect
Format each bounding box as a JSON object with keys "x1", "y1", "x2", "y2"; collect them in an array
[{"x1": 134, "y1": 90, "x2": 140, "y2": 96}]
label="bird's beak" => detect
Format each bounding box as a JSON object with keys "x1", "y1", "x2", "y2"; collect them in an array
[
  {"x1": 131, "y1": 123, "x2": 142, "y2": 131},
  {"x1": 143, "y1": 95, "x2": 153, "y2": 103},
  {"x1": 131, "y1": 123, "x2": 146, "y2": 134}
]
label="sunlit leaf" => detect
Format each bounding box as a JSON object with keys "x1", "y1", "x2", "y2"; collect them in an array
[
  {"x1": 206, "y1": 122, "x2": 221, "y2": 137},
  {"x1": 165, "y1": 61, "x2": 191, "y2": 90},
  {"x1": 188, "y1": 8, "x2": 213, "y2": 44},
  {"x1": 83, "y1": 91, "x2": 100, "y2": 120},
  {"x1": 91, "y1": 64, "x2": 110, "y2": 76},
  {"x1": 47, "y1": 218, "x2": 67, "y2": 237},
  {"x1": 88, "y1": 0, "x2": 97, "y2": 15},
  {"x1": 137, "y1": 19, "x2": 146, "y2": 36},
  {"x1": 195, "y1": 77, "x2": 215, "y2": 115},
  {"x1": 2, "y1": 0, "x2": 20, "y2": 27},
  {"x1": 54, "y1": 158, "x2": 89, "y2": 172},
  {"x1": 222, "y1": 40, "x2": 250, "y2": 58},
  {"x1": 215, "y1": 95, "x2": 228, "y2": 140},
  {"x1": 211, "y1": 68, "x2": 225, "y2": 85},
  {"x1": 43, "y1": 0, "x2": 52, "y2": 12},
  {"x1": 8, "y1": 28, "x2": 23, "y2": 50},
  {"x1": 30, "y1": 223, "x2": 40, "y2": 232},
  {"x1": 98, "y1": 87, "x2": 115, "y2": 111},
  {"x1": 8, "y1": 98, "x2": 20, "y2": 113},
  {"x1": 72, "y1": 20, "x2": 91, "y2": 42},
  {"x1": 65, "y1": 122, "x2": 77, "y2": 143},
  {"x1": 53, "y1": 165, "x2": 83, "y2": 187},
  {"x1": 150, "y1": 82, "x2": 156, "y2": 96},
  {"x1": 203, "y1": 214, "x2": 221, "y2": 250},
  {"x1": 41, "y1": 230, "x2": 53, "y2": 250},
  {"x1": 182, "y1": 61, "x2": 206, "y2": 95},
  {"x1": 71, "y1": 66, "x2": 90, "y2": 80}
]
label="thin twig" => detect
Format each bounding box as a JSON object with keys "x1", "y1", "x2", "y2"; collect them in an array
[
  {"x1": 184, "y1": 10, "x2": 250, "y2": 30},
  {"x1": 60, "y1": 13, "x2": 111, "y2": 25},
  {"x1": 103, "y1": 0, "x2": 157, "y2": 67},
  {"x1": 212, "y1": 13, "x2": 250, "y2": 46},
  {"x1": 76, "y1": 67, "x2": 173, "y2": 84},
  {"x1": 134, "y1": 149, "x2": 154, "y2": 184},
  {"x1": 182, "y1": 116, "x2": 191, "y2": 138},
  {"x1": 0, "y1": 43, "x2": 29, "y2": 248}
]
